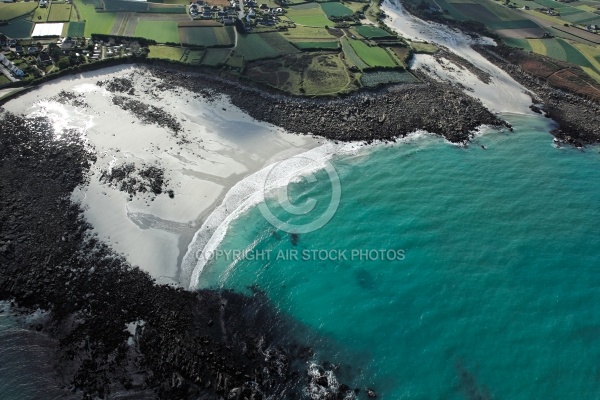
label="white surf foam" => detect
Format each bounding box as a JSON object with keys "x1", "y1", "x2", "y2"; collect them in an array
[{"x1": 181, "y1": 141, "x2": 359, "y2": 289}]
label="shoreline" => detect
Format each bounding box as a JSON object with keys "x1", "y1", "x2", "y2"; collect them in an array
[
  {"x1": 3, "y1": 66, "x2": 323, "y2": 284},
  {"x1": 0, "y1": 109, "x2": 359, "y2": 399}
]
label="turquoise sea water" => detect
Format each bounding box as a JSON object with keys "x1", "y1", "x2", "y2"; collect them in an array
[{"x1": 194, "y1": 114, "x2": 600, "y2": 399}]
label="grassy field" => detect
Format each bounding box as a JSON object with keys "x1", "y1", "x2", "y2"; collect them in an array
[
  {"x1": 48, "y1": 3, "x2": 73, "y2": 22},
  {"x1": 73, "y1": 0, "x2": 116, "y2": 35},
  {"x1": 320, "y1": 2, "x2": 353, "y2": 18},
  {"x1": 286, "y1": 3, "x2": 331, "y2": 27},
  {"x1": 234, "y1": 33, "x2": 299, "y2": 61},
  {"x1": 360, "y1": 70, "x2": 419, "y2": 87},
  {"x1": 389, "y1": 44, "x2": 411, "y2": 67},
  {"x1": 303, "y1": 53, "x2": 350, "y2": 94},
  {"x1": 148, "y1": 45, "x2": 186, "y2": 60},
  {"x1": 502, "y1": 37, "x2": 533, "y2": 51},
  {"x1": 356, "y1": 25, "x2": 393, "y2": 39},
  {"x1": 135, "y1": 20, "x2": 179, "y2": 43},
  {"x1": 0, "y1": 1, "x2": 37, "y2": 20},
  {"x1": 341, "y1": 36, "x2": 368, "y2": 69},
  {"x1": 527, "y1": 37, "x2": 597, "y2": 71},
  {"x1": 201, "y1": 48, "x2": 231, "y2": 66},
  {"x1": 147, "y1": 3, "x2": 186, "y2": 13},
  {"x1": 0, "y1": 16, "x2": 33, "y2": 37},
  {"x1": 244, "y1": 53, "x2": 353, "y2": 95},
  {"x1": 292, "y1": 41, "x2": 339, "y2": 50},
  {"x1": 349, "y1": 40, "x2": 397, "y2": 67},
  {"x1": 66, "y1": 21, "x2": 86, "y2": 36},
  {"x1": 409, "y1": 41, "x2": 438, "y2": 53},
  {"x1": 32, "y1": 5, "x2": 50, "y2": 22},
  {"x1": 280, "y1": 25, "x2": 335, "y2": 41},
  {"x1": 178, "y1": 26, "x2": 235, "y2": 47}
]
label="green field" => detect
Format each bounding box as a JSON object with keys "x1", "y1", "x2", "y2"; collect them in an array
[
  {"x1": 356, "y1": 25, "x2": 393, "y2": 39},
  {"x1": 148, "y1": 44, "x2": 186, "y2": 60},
  {"x1": 66, "y1": 21, "x2": 86, "y2": 36},
  {"x1": 0, "y1": 16, "x2": 33, "y2": 38},
  {"x1": 73, "y1": 0, "x2": 116, "y2": 35},
  {"x1": 341, "y1": 36, "x2": 368, "y2": 69},
  {"x1": 292, "y1": 41, "x2": 339, "y2": 50},
  {"x1": 281, "y1": 25, "x2": 335, "y2": 41},
  {"x1": 410, "y1": 41, "x2": 437, "y2": 53},
  {"x1": 361, "y1": 70, "x2": 419, "y2": 87},
  {"x1": 0, "y1": 1, "x2": 37, "y2": 20},
  {"x1": 349, "y1": 39, "x2": 397, "y2": 67},
  {"x1": 502, "y1": 37, "x2": 533, "y2": 51},
  {"x1": 48, "y1": 3, "x2": 73, "y2": 22},
  {"x1": 201, "y1": 47, "x2": 231, "y2": 65},
  {"x1": 148, "y1": 3, "x2": 186, "y2": 13},
  {"x1": 320, "y1": 2, "x2": 353, "y2": 18},
  {"x1": 287, "y1": 3, "x2": 331, "y2": 27},
  {"x1": 135, "y1": 20, "x2": 179, "y2": 43},
  {"x1": 234, "y1": 33, "x2": 299, "y2": 60},
  {"x1": 178, "y1": 26, "x2": 235, "y2": 47}
]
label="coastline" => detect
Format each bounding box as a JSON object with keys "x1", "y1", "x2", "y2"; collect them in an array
[
  {"x1": 0, "y1": 108, "x2": 359, "y2": 399},
  {"x1": 3, "y1": 3, "x2": 597, "y2": 397},
  {"x1": 3, "y1": 66, "x2": 323, "y2": 284}
]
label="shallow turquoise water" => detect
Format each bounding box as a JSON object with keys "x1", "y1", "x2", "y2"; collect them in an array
[{"x1": 195, "y1": 114, "x2": 600, "y2": 399}]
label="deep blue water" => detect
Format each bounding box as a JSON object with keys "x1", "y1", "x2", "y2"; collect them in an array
[{"x1": 193, "y1": 114, "x2": 600, "y2": 399}]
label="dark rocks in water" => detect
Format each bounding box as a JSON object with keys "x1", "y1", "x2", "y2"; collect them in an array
[
  {"x1": 316, "y1": 375, "x2": 329, "y2": 387},
  {"x1": 529, "y1": 104, "x2": 542, "y2": 114},
  {"x1": 167, "y1": 189, "x2": 175, "y2": 198},
  {"x1": 367, "y1": 388, "x2": 377, "y2": 398},
  {"x1": 290, "y1": 233, "x2": 299, "y2": 246}
]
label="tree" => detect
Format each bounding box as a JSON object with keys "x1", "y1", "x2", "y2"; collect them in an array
[{"x1": 57, "y1": 56, "x2": 70, "y2": 70}]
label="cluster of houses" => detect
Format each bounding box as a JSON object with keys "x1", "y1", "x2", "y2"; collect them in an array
[
  {"x1": 0, "y1": 53, "x2": 25, "y2": 78},
  {"x1": 189, "y1": 0, "x2": 238, "y2": 24},
  {"x1": 188, "y1": 0, "x2": 285, "y2": 26}
]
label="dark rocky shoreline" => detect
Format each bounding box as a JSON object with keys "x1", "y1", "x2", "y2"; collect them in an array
[
  {"x1": 473, "y1": 45, "x2": 600, "y2": 147},
  {"x1": 0, "y1": 111, "x2": 357, "y2": 399},
  {"x1": 145, "y1": 68, "x2": 508, "y2": 145}
]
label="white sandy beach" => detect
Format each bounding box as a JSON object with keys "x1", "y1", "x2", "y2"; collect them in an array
[
  {"x1": 382, "y1": 0, "x2": 535, "y2": 115},
  {"x1": 2, "y1": 65, "x2": 322, "y2": 285}
]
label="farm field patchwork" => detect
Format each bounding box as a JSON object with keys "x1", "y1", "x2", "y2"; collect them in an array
[
  {"x1": 341, "y1": 36, "x2": 368, "y2": 69},
  {"x1": 0, "y1": 16, "x2": 33, "y2": 38},
  {"x1": 286, "y1": 3, "x2": 331, "y2": 27},
  {"x1": 349, "y1": 39, "x2": 397, "y2": 67},
  {"x1": 292, "y1": 41, "x2": 339, "y2": 50},
  {"x1": 280, "y1": 26, "x2": 335, "y2": 41},
  {"x1": 201, "y1": 48, "x2": 231, "y2": 65},
  {"x1": 135, "y1": 20, "x2": 179, "y2": 43},
  {"x1": 48, "y1": 3, "x2": 74, "y2": 22},
  {"x1": 244, "y1": 53, "x2": 353, "y2": 95},
  {"x1": 67, "y1": 21, "x2": 86, "y2": 36},
  {"x1": 178, "y1": 25, "x2": 235, "y2": 47},
  {"x1": 73, "y1": 0, "x2": 117, "y2": 35},
  {"x1": 148, "y1": 45, "x2": 186, "y2": 60},
  {"x1": 320, "y1": 2, "x2": 353, "y2": 18},
  {"x1": 356, "y1": 25, "x2": 394, "y2": 39},
  {"x1": 234, "y1": 33, "x2": 299, "y2": 61},
  {"x1": 0, "y1": 2, "x2": 37, "y2": 21}
]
